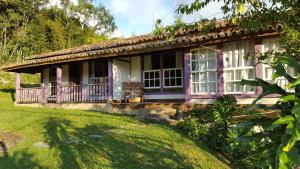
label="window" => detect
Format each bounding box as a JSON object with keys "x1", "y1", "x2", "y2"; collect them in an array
[
  {"x1": 262, "y1": 39, "x2": 296, "y2": 90},
  {"x1": 144, "y1": 70, "x2": 160, "y2": 89},
  {"x1": 143, "y1": 51, "x2": 183, "y2": 89},
  {"x1": 89, "y1": 60, "x2": 108, "y2": 84},
  {"x1": 164, "y1": 68, "x2": 182, "y2": 88},
  {"x1": 190, "y1": 47, "x2": 217, "y2": 94},
  {"x1": 223, "y1": 41, "x2": 255, "y2": 93}
]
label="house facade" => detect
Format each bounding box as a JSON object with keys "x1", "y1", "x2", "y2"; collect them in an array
[{"x1": 1, "y1": 21, "x2": 287, "y2": 107}]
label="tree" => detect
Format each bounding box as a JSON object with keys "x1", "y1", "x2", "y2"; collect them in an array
[{"x1": 0, "y1": 0, "x2": 116, "y2": 62}]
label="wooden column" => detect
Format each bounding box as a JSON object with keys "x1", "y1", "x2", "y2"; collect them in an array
[
  {"x1": 108, "y1": 59, "x2": 113, "y2": 100},
  {"x1": 15, "y1": 72, "x2": 21, "y2": 103},
  {"x1": 184, "y1": 48, "x2": 191, "y2": 102},
  {"x1": 217, "y1": 44, "x2": 224, "y2": 96},
  {"x1": 56, "y1": 66, "x2": 62, "y2": 103},
  {"x1": 255, "y1": 38, "x2": 263, "y2": 95}
]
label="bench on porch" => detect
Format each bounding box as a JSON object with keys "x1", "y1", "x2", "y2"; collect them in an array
[{"x1": 122, "y1": 82, "x2": 144, "y2": 103}]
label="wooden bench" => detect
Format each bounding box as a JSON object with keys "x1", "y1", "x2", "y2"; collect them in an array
[{"x1": 122, "y1": 82, "x2": 144, "y2": 103}]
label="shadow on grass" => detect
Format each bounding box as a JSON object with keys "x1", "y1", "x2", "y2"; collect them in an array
[
  {"x1": 0, "y1": 88, "x2": 15, "y2": 102},
  {"x1": 43, "y1": 117, "x2": 196, "y2": 169},
  {"x1": 0, "y1": 148, "x2": 43, "y2": 169}
]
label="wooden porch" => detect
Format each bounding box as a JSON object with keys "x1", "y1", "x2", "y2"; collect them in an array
[{"x1": 17, "y1": 83, "x2": 109, "y2": 104}]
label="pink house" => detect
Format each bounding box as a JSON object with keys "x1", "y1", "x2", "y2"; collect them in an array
[{"x1": 0, "y1": 20, "x2": 287, "y2": 111}]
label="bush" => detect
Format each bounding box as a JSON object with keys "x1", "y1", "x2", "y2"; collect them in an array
[{"x1": 177, "y1": 95, "x2": 237, "y2": 154}]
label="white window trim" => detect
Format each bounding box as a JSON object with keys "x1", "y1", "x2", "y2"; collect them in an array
[
  {"x1": 223, "y1": 41, "x2": 256, "y2": 94},
  {"x1": 190, "y1": 46, "x2": 218, "y2": 95},
  {"x1": 163, "y1": 68, "x2": 183, "y2": 88},
  {"x1": 262, "y1": 38, "x2": 295, "y2": 91},
  {"x1": 143, "y1": 69, "x2": 161, "y2": 89}
]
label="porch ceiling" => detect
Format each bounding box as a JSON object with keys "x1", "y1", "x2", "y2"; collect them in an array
[{"x1": 0, "y1": 20, "x2": 282, "y2": 72}]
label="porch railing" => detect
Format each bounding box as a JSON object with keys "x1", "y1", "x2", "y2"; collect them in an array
[
  {"x1": 16, "y1": 83, "x2": 109, "y2": 104},
  {"x1": 61, "y1": 83, "x2": 108, "y2": 103},
  {"x1": 17, "y1": 87, "x2": 44, "y2": 103}
]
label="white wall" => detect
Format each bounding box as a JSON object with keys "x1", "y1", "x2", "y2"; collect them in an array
[
  {"x1": 62, "y1": 64, "x2": 69, "y2": 85},
  {"x1": 112, "y1": 59, "x2": 130, "y2": 100},
  {"x1": 43, "y1": 68, "x2": 49, "y2": 87},
  {"x1": 82, "y1": 62, "x2": 89, "y2": 84},
  {"x1": 130, "y1": 56, "x2": 141, "y2": 82}
]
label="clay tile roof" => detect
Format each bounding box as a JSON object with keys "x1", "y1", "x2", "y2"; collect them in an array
[{"x1": 0, "y1": 19, "x2": 282, "y2": 72}]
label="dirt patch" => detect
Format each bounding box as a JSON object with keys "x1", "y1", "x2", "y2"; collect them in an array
[{"x1": 0, "y1": 132, "x2": 23, "y2": 157}]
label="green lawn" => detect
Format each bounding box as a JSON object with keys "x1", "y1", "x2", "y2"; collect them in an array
[{"x1": 0, "y1": 91, "x2": 229, "y2": 169}]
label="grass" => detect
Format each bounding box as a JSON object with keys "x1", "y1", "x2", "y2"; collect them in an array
[{"x1": 0, "y1": 90, "x2": 229, "y2": 169}]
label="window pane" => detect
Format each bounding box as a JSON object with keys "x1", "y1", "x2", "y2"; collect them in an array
[
  {"x1": 236, "y1": 84, "x2": 243, "y2": 92},
  {"x1": 208, "y1": 71, "x2": 216, "y2": 82},
  {"x1": 236, "y1": 70, "x2": 243, "y2": 80},
  {"x1": 237, "y1": 53, "x2": 243, "y2": 67},
  {"x1": 199, "y1": 73, "x2": 206, "y2": 82},
  {"x1": 150, "y1": 72, "x2": 154, "y2": 79},
  {"x1": 176, "y1": 78, "x2": 182, "y2": 86},
  {"x1": 193, "y1": 83, "x2": 199, "y2": 93},
  {"x1": 225, "y1": 70, "x2": 234, "y2": 81},
  {"x1": 171, "y1": 70, "x2": 175, "y2": 77},
  {"x1": 199, "y1": 61, "x2": 206, "y2": 70},
  {"x1": 165, "y1": 79, "x2": 169, "y2": 86},
  {"x1": 245, "y1": 69, "x2": 255, "y2": 79},
  {"x1": 171, "y1": 79, "x2": 176, "y2": 86},
  {"x1": 176, "y1": 70, "x2": 181, "y2": 77},
  {"x1": 192, "y1": 61, "x2": 199, "y2": 71},
  {"x1": 150, "y1": 80, "x2": 154, "y2": 87},
  {"x1": 207, "y1": 59, "x2": 216, "y2": 69},
  {"x1": 145, "y1": 72, "x2": 149, "y2": 79},
  {"x1": 199, "y1": 84, "x2": 206, "y2": 93},
  {"x1": 208, "y1": 82, "x2": 216, "y2": 93},
  {"x1": 155, "y1": 80, "x2": 160, "y2": 87},
  {"x1": 225, "y1": 83, "x2": 234, "y2": 92},
  {"x1": 192, "y1": 73, "x2": 199, "y2": 83},
  {"x1": 145, "y1": 80, "x2": 149, "y2": 87}
]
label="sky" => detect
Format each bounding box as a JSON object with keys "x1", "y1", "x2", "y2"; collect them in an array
[
  {"x1": 49, "y1": 0, "x2": 225, "y2": 37},
  {"x1": 98, "y1": 0, "x2": 225, "y2": 37}
]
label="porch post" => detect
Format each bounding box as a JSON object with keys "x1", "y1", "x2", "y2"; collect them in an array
[
  {"x1": 217, "y1": 44, "x2": 224, "y2": 96},
  {"x1": 184, "y1": 48, "x2": 191, "y2": 102},
  {"x1": 108, "y1": 58, "x2": 113, "y2": 100},
  {"x1": 56, "y1": 66, "x2": 62, "y2": 103},
  {"x1": 15, "y1": 72, "x2": 21, "y2": 103},
  {"x1": 255, "y1": 38, "x2": 263, "y2": 95}
]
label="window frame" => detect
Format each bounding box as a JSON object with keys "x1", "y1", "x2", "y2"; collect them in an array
[
  {"x1": 190, "y1": 46, "x2": 218, "y2": 95},
  {"x1": 143, "y1": 69, "x2": 161, "y2": 89},
  {"x1": 163, "y1": 68, "x2": 183, "y2": 88},
  {"x1": 223, "y1": 40, "x2": 256, "y2": 94},
  {"x1": 262, "y1": 38, "x2": 296, "y2": 91}
]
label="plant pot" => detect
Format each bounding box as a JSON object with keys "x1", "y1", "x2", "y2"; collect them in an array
[{"x1": 128, "y1": 97, "x2": 141, "y2": 103}]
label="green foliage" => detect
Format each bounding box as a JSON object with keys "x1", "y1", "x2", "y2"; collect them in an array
[
  {"x1": 0, "y1": 0, "x2": 116, "y2": 63},
  {"x1": 177, "y1": 95, "x2": 237, "y2": 154}
]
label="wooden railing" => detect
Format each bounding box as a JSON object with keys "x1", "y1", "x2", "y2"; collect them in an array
[
  {"x1": 61, "y1": 83, "x2": 108, "y2": 103},
  {"x1": 16, "y1": 83, "x2": 109, "y2": 104},
  {"x1": 17, "y1": 87, "x2": 43, "y2": 103}
]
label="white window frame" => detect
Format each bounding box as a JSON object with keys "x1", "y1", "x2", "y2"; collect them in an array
[
  {"x1": 143, "y1": 69, "x2": 161, "y2": 89},
  {"x1": 223, "y1": 41, "x2": 255, "y2": 94},
  {"x1": 190, "y1": 46, "x2": 218, "y2": 95},
  {"x1": 262, "y1": 38, "x2": 296, "y2": 91},
  {"x1": 163, "y1": 68, "x2": 183, "y2": 88}
]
